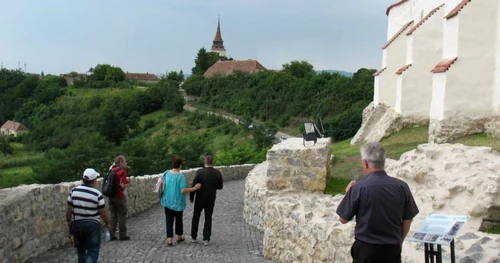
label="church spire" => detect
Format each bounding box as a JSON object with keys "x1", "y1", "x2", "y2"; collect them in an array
[{"x1": 211, "y1": 16, "x2": 226, "y2": 56}]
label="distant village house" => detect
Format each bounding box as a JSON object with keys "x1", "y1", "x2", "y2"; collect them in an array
[
  {"x1": 203, "y1": 60, "x2": 266, "y2": 78},
  {"x1": 125, "y1": 73, "x2": 160, "y2": 83},
  {"x1": 0, "y1": 120, "x2": 28, "y2": 137},
  {"x1": 60, "y1": 73, "x2": 88, "y2": 86}
]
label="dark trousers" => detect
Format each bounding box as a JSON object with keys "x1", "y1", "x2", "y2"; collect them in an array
[
  {"x1": 164, "y1": 207, "x2": 183, "y2": 238},
  {"x1": 191, "y1": 202, "x2": 214, "y2": 241},
  {"x1": 109, "y1": 197, "x2": 128, "y2": 238},
  {"x1": 351, "y1": 240, "x2": 401, "y2": 263},
  {"x1": 72, "y1": 220, "x2": 101, "y2": 263}
]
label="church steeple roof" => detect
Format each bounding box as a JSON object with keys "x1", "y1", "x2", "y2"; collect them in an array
[
  {"x1": 211, "y1": 16, "x2": 226, "y2": 55},
  {"x1": 213, "y1": 17, "x2": 223, "y2": 42}
]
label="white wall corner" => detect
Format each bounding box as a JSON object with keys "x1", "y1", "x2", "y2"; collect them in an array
[
  {"x1": 382, "y1": 50, "x2": 388, "y2": 68},
  {"x1": 493, "y1": 2, "x2": 500, "y2": 113},
  {"x1": 443, "y1": 16, "x2": 459, "y2": 59},
  {"x1": 374, "y1": 76, "x2": 380, "y2": 106},
  {"x1": 406, "y1": 35, "x2": 413, "y2": 64},
  {"x1": 430, "y1": 73, "x2": 446, "y2": 120},
  {"x1": 395, "y1": 74, "x2": 403, "y2": 113}
]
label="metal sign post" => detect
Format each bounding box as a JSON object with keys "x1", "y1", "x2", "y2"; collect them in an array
[{"x1": 410, "y1": 214, "x2": 467, "y2": 263}]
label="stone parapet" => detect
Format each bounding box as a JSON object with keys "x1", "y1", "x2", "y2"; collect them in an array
[
  {"x1": 243, "y1": 162, "x2": 268, "y2": 231},
  {"x1": 0, "y1": 164, "x2": 255, "y2": 263},
  {"x1": 266, "y1": 138, "x2": 331, "y2": 192},
  {"x1": 263, "y1": 193, "x2": 353, "y2": 263}
]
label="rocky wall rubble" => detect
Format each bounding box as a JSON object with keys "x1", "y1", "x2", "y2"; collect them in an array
[{"x1": 0, "y1": 164, "x2": 255, "y2": 263}]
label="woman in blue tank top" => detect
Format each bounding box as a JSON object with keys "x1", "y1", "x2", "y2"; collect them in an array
[{"x1": 161, "y1": 157, "x2": 201, "y2": 246}]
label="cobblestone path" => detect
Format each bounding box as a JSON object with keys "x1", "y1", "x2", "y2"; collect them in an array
[{"x1": 28, "y1": 179, "x2": 272, "y2": 263}]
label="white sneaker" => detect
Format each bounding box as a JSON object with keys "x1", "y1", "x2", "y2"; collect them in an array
[
  {"x1": 190, "y1": 238, "x2": 198, "y2": 243},
  {"x1": 203, "y1": 240, "x2": 209, "y2": 246}
]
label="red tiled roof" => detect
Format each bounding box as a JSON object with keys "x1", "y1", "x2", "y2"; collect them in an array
[
  {"x1": 431, "y1": 58, "x2": 458, "y2": 73},
  {"x1": 1, "y1": 120, "x2": 28, "y2": 132},
  {"x1": 396, "y1": 64, "x2": 412, "y2": 75},
  {"x1": 407, "y1": 4, "x2": 444, "y2": 36},
  {"x1": 386, "y1": 0, "x2": 408, "y2": 16},
  {"x1": 445, "y1": 0, "x2": 472, "y2": 19},
  {"x1": 382, "y1": 21, "x2": 414, "y2": 49},
  {"x1": 373, "y1": 68, "x2": 387, "y2": 76},
  {"x1": 203, "y1": 60, "x2": 266, "y2": 78},
  {"x1": 125, "y1": 73, "x2": 159, "y2": 81}
]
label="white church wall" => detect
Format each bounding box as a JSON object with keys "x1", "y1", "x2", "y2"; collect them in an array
[
  {"x1": 444, "y1": 0, "x2": 465, "y2": 14},
  {"x1": 493, "y1": 2, "x2": 500, "y2": 114},
  {"x1": 443, "y1": 0, "x2": 496, "y2": 118},
  {"x1": 430, "y1": 73, "x2": 446, "y2": 120},
  {"x1": 374, "y1": 76, "x2": 380, "y2": 106},
  {"x1": 443, "y1": 16, "x2": 459, "y2": 59},
  {"x1": 379, "y1": 30, "x2": 410, "y2": 107},
  {"x1": 398, "y1": 6, "x2": 445, "y2": 121},
  {"x1": 430, "y1": 0, "x2": 498, "y2": 143},
  {"x1": 387, "y1": 1, "x2": 411, "y2": 39}
]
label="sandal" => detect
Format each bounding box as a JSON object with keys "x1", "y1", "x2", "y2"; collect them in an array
[
  {"x1": 167, "y1": 238, "x2": 173, "y2": 246},
  {"x1": 177, "y1": 237, "x2": 185, "y2": 243}
]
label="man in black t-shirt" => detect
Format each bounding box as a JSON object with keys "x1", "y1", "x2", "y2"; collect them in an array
[{"x1": 190, "y1": 155, "x2": 223, "y2": 246}]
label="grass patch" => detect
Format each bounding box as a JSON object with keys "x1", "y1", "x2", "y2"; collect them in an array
[
  {"x1": 138, "y1": 109, "x2": 169, "y2": 128},
  {"x1": 325, "y1": 126, "x2": 429, "y2": 195},
  {"x1": 0, "y1": 166, "x2": 36, "y2": 188},
  {"x1": 481, "y1": 225, "x2": 500, "y2": 234},
  {"x1": 454, "y1": 133, "x2": 500, "y2": 152}
]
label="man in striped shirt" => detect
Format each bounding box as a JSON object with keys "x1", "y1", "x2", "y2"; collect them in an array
[{"x1": 66, "y1": 168, "x2": 111, "y2": 263}]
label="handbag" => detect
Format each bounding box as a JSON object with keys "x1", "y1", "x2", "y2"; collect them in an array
[{"x1": 153, "y1": 171, "x2": 166, "y2": 198}]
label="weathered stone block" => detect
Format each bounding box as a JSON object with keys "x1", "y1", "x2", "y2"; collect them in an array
[{"x1": 266, "y1": 138, "x2": 331, "y2": 193}]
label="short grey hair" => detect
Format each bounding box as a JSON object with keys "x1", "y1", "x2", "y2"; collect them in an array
[{"x1": 360, "y1": 142, "x2": 386, "y2": 168}]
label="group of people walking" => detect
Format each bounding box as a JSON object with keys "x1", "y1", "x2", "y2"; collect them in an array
[
  {"x1": 65, "y1": 142, "x2": 419, "y2": 263},
  {"x1": 160, "y1": 155, "x2": 223, "y2": 246},
  {"x1": 66, "y1": 154, "x2": 223, "y2": 263}
]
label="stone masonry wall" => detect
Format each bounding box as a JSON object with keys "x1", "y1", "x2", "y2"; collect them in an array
[
  {"x1": 243, "y1": 162, "x2": 268, "y2": 231},
  {"x1": 244, "y1": 138, "x2": 343, "y2": 262},
  {"x1": 429, "y1": 116, "x2": 490, "y2": 143},
  {"x1": 0, "y1": 164, "x2": 255, "y2": 263},
  {"x1": 266, "y1": 138, "x2": 331, "y2": 192}
]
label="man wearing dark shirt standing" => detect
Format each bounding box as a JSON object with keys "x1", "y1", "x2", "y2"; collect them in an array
[
  {"x1": 190, "y1": 155, "x2": 223, "y2": 246},
  {"x1": 336, "y1": 142, "x2": 419, "y2": 263}
]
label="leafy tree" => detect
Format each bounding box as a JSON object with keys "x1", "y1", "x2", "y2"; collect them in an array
[
  {"x1": 0, "y1": 137, "x2": 13, "y2": 155},
  {"x1": 191, "y1": 48, "x2": 230, "y2": 75},
  {"x1": 282, "y1": 60, "x2": 315, "y2": 79}
]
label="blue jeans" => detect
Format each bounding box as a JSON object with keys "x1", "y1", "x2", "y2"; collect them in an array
[{"x1": 72, "y1": 220, "x2": 101, "y2": 263}]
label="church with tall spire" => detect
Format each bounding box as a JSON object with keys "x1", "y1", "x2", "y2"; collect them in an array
[{"x1": 210, "y1": 17, "x2": 226, "y2": 57}]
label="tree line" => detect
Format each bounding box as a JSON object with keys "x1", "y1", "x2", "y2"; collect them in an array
[
  {"x1": 0, "y1": 65, "x2": 272, "y2": 187},
  {"x1": 183, "y1": 60, "x2": 375, "y2": 141}
]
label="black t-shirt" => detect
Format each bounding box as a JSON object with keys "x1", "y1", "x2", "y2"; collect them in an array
[
  {"x1": 336, "y1": 170, "x2": 419, "y2": 245},
  {"x1": 190, "y1": 167, "x2": 223, "y2": 205}
]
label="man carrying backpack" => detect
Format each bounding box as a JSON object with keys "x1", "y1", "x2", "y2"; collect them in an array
[{"x1": 108, "y1": 155, "x2": 130, "y2": 241}]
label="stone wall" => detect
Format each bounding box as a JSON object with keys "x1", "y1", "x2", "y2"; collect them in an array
[
  {"x1": 243, "y1": 162, "x2": 268, "y2": 231},
  {"x1": 245, "y1": 138, "x2": 345, "y2": 262},
  {"x1": 0, "y1": 164, "x2": 255, "y2": 263},
  {"x1": 266, "y1": 138, "x2": 331, "y2": 192}
]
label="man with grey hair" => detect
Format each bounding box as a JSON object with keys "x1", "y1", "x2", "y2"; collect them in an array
[{"x1": 336, "y1": 142, "x2": 419, "y2": 263}]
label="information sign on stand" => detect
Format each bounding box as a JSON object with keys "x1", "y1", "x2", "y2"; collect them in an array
[{"x1": 409, "y1": 214, "x2": 469, "y2": 263}]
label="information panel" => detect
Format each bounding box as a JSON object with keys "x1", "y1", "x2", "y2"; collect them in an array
[{"x1": 409, "y1": 214, "x2": 469, "y2": 245}]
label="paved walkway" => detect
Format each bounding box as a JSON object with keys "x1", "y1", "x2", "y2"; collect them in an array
[{"x1": 28, "y1": 180, "x2": 272, "y2": 263}]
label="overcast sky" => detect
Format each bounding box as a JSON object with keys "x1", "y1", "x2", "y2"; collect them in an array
[{"x1": 0, "y1": 0, "x2": 394, "y2": 75}]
